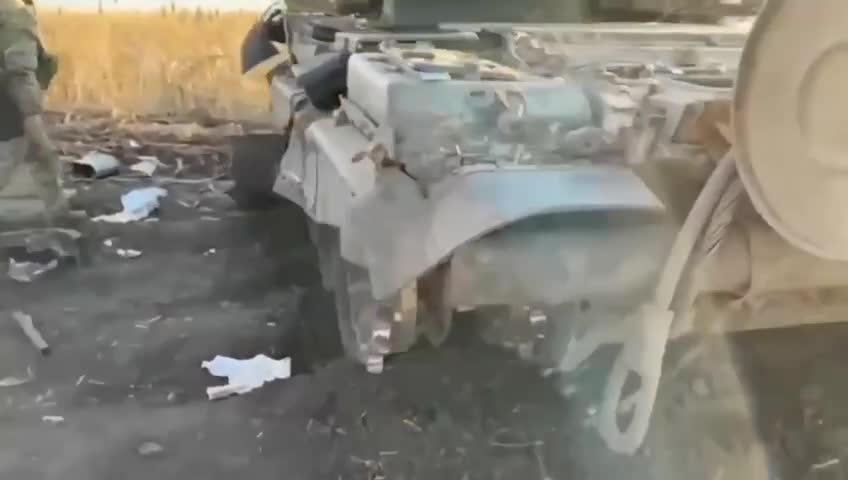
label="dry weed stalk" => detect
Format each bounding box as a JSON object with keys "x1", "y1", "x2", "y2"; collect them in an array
[{"x1": 39, "y1": 10, "x2": 270, "y2": 119}]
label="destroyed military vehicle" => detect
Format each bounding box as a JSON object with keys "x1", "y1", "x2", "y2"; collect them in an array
[{"x1": 234, "y1": 0, "x2": 848, "y2": 476}]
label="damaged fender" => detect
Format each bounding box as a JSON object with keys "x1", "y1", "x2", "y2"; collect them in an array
[
  {"x1": 341, "y1": 165, "x2": 667, "y2": 300},
  {"x1": 240, "y1": 19, "x2": 289, "y2": 78}
]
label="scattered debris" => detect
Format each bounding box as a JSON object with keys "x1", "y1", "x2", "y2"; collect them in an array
[
  {"x1": 72, "y1": 152, "x2": 121, "y2": 178},
  {"x1": 116, "y1": 248, "x2": 143, "y2": 259},
  {"x1": 350, "y1": 455, "x2": 386, "y2": 479},
  {"x1": 8, "y1": 258, "x2": 59, "y2": 283},
  {"x1": 402, "y1": 419, "x2": 423, "y2": 433},
  {"x1": 41, "y1": 415, "x2": 65, "y2": 425},
  {"x1": 533, "y1": 443, "x2": 553, "y2": 480},
  {"x1": 86, "y1": 378, "x2": 106, "y2": 386},
  {"x1": 379, "y1": 451, "x2": 399, "y2": 457},
  {"x1": 490, "y1": 437, "x2": 544, "y2": 449},
  {"x1": 0, "y1": 228, "x2": 82, "y2": 259},
  {"x1": 103, "y1": 238, "x2": 114, "y2": 247},
  {"x1": 137, "y1": 441, "x2": 164, "y2": 457},
  {"x1": 35, "y1": 388, "x2": 54, "y2": 404},
  {"x1": 177, "y1": 199, "x2": 200, "y2": 209},
  {"x1": 138, "y1": 315, "x2": 163, "y2": 327},
  {"x1": 812, "y1": 458, "x2": 840, "y2": 471},
  {"x1": 75, "y1": 375, "x2": 86, "y2": 386},
  {"x1": 203, "y1": 248, "x2": 217, "y2": 256},
  {"x1": 129, "y1": 156, "x2": 162, "y2": 177},
  {"x1": 0, "y1": 367, "x2": 34, "y2": 387},
  {"x1": 94, "y1": 187, "x2": 168, "y2": 223},
  {"x1": 201, "y1": 354, "x2": 292, "y2": 400},
  {"x1": 561, "y1": 384, "x2": 578, "y2": 398},
  {"x1": 12, "y1": 311, "x2": 50, "y2": 355}
]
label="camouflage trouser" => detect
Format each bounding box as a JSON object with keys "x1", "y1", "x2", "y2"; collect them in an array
[{"x1": 0, "y1": 135, "x2": 63, "y2": 218}]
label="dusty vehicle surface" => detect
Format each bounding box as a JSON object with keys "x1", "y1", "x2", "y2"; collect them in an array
[{"x1": 235, "y1": 0, "x2": 848, "y2": 476}]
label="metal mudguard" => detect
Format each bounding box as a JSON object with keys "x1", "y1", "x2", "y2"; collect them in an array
[
  {"x1": 241, "y1": 19, "x2": 292, "y2": 78},
  {"x1": 340, "y1": 165, "x2": 666, "y2": 300}
]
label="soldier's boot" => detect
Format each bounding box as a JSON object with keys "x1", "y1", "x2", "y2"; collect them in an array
[{"x1": 29, "y1": 155, "x2": 78, "y2": 226}]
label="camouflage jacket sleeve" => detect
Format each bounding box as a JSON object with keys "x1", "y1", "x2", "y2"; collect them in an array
[
  {"x1": 3, "y1": 35, "x2": 43, "y2": 117},
  {"x1": 1, "y1": 10, "x2": 43, "y2": 119}
]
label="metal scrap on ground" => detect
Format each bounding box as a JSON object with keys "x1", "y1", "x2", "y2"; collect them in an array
[
  {"x1": 49, "y1": 111, "x2": 259, "y2": 179},
  {"x1": 71, "y1": 152, "x2": 121, "y2": 179},
  {"x1": 8, "y1": 258, "x2": 59, "y2": 283}
]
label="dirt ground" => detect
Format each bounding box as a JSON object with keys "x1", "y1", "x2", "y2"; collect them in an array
[{"x1": 0, "y1": 126, "x2": 846, "y2": 480}]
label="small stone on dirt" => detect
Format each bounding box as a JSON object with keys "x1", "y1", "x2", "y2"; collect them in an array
[{"x1": 137, "y1": 441, "x2": 164, "y2": 457}]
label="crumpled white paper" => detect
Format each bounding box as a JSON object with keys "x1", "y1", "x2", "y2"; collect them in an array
[
  {"x1": 94, "y1": 187, "x2": 168, "y2": 223},
  {"x1": 201, "y1": 354, "x2": 291, "y2": 400}
]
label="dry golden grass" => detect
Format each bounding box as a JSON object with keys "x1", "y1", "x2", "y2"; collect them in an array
[{"x1": 38, "y1": 10, "x2": 271, "y2": 119}]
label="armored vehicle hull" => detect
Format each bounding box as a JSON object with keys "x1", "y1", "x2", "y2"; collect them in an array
[{"x1": 236, "y1": 0, "x2": 848, "y2": 476}]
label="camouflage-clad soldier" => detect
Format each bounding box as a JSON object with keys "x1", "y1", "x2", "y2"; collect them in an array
[{"x1": 0, "y1": 0, "x2": 65, "y2": 223}]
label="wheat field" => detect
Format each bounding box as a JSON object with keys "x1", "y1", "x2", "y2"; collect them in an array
[{"x1": 38, "y1": 10, "x2": 271, "y2": 119}]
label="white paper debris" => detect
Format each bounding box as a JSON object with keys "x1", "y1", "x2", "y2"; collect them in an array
[
  {"x1": 201, "y1": 354, "x2": 291, "y2": 400},
  {"x1": 116, "y1": 248, "x2": 143, "y2": 259},
  {"x1": 103, "y1": 238, "x2": 114, "y2": 247},
  {"x1": 8, "y1": 258, "x2": 58, "y2": 283},
  {"x1": 0, "y1": 367, "x2": 34, "y2": 387},
  {"x1": 137, "y1": 441, "x2": 164, "y2": 456},
  {"x1": 94, "y1": 187, "x2": 168, "y2": 223},
  {"x1": 42, "y1": 415, "x2": 65, "y2": 425}
]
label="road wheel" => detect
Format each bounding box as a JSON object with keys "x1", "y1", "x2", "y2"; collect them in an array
[
  {"x1": 547, "y1": 330, "x2": 775, "y2": 479},
  {"x1": 331, "y1": 245, "x2": 375, "y2": 366},
  {"x1": 642, "y1": 340, "x2": 775, "y2": 480},
  {"x1": 228, "y1": 133, "x2": 288, "y2": 210},
  {"x1": 309, "y1": 225, "x2": 371, "y2": 365}
]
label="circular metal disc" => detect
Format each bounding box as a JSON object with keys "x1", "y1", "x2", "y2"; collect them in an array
[{"x1": 734, "y1": 0, "x2": 848, "y2": 259}]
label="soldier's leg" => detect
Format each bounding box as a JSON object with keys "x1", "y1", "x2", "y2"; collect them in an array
[
  {"x1": 0, "y1": 136, "x2": 27, "y2": 193},
  {"x1": 23, "y1": 137, "x2": 68, "y2": 219}
]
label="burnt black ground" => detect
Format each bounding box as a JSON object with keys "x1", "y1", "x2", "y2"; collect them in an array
[{"x1": 0, "y1": 178, "x2": 845, "y2": 480}]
